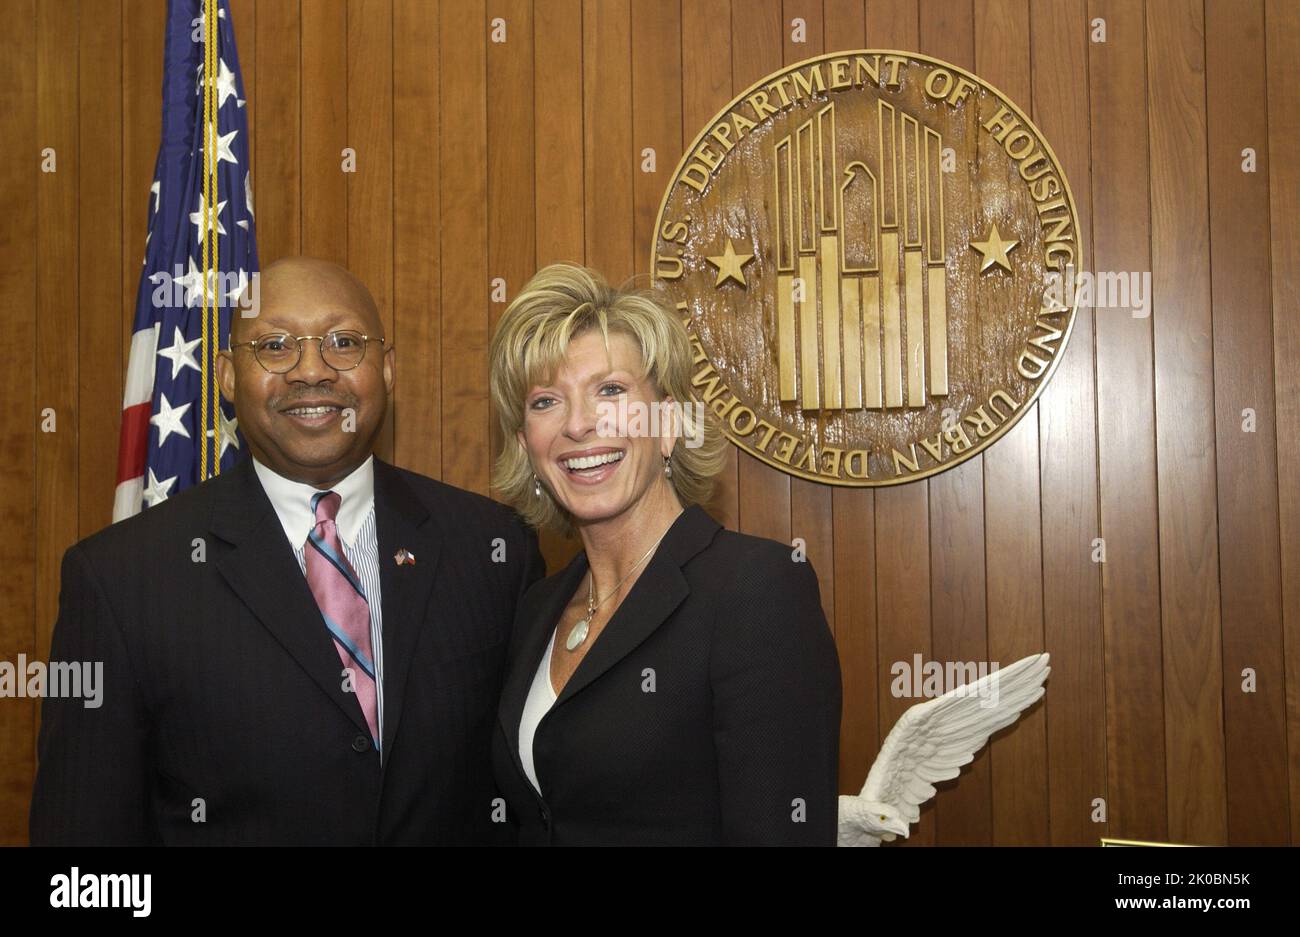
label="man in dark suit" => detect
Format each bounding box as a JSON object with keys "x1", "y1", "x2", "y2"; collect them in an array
[{"x1": 30, "y1": 257, "x2": 542, "y2": 844}]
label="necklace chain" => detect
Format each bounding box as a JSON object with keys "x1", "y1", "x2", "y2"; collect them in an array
[
  {"x1": 586, "y1": 525, "x2": 666, "y2": 617},
  {"x1": 566, "y1": 511, "x2": 682, "y2": 652}
]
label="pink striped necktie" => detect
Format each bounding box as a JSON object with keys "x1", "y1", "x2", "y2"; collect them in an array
[{"x1": 305, "y1": 489, "x2": 379, "y2": 749}]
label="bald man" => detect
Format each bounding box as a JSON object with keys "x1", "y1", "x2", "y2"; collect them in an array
[{"x1": 31, "y1": 257, "x2": 544, "y2": 844}]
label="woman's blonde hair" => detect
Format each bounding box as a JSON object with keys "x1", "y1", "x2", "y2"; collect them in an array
[{"x1": 489, "y1": 262, "x2": 728, "y2": 534}]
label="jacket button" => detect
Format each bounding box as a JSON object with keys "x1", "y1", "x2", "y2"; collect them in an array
[{"x1": 352, "y1": 735, "x2": 371, "y2": 753}]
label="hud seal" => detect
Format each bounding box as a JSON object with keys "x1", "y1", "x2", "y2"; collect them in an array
[{"x1": 652, "y1": 51, "x2": 1082, "y2": 485}]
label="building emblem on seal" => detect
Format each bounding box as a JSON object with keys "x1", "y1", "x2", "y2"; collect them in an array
[{"x1": 653, "y1": 51, "x2": 1082, "y2": 485}]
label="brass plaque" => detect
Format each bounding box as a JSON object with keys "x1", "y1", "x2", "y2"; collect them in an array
[{"x1": 652, "y1": 51, "x2": 1082, "y2": 485}]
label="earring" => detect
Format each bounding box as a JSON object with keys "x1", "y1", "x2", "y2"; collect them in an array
[
  {"x1": 663, "y1": 456, "x2": 672, "y2": 478},
  {"x1": 533, "y1": 473, "x2": 542, "y2": 497}
]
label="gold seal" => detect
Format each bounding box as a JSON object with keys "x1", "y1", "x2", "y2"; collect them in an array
[{"x1": 652, "y1": 51, "x2": 1082, "y2": 486}]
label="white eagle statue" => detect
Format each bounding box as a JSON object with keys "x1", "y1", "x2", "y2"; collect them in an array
[{"x1": 837, "y1": 652, "x2": 1051, "y2": 846}]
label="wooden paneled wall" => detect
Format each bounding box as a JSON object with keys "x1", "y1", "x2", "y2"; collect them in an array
[{"x1": 0, "y1": 0, "x2": 1296, "y2": 846}]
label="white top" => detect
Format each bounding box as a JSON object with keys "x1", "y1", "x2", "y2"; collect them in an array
[
  {"x1": 251, "y1": 455, "x2": 385, "y2": 753},
  {"x1": 518, "y1": 627, "x2": 559, "y2": 795}
]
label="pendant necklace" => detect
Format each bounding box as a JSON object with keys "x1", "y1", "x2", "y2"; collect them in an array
[{"x1": 566, "y1": 513, "x2": 680, "y2": 652}]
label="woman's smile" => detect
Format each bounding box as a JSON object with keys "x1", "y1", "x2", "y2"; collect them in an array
[{"x1": 556, "y1": 447, "x2": 626, "y2": 486}]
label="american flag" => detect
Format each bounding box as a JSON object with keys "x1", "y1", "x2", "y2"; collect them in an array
[{"x1": 113, "y1": 0, "x2": 258, "y2": 521}]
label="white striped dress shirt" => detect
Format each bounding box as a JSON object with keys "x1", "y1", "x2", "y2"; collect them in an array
[{"x1": 252, "y1": 456, "x2": 385, "y2": 753}]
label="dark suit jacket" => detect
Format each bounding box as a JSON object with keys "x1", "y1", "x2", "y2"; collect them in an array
[
  {"x1": 493, "y1": 504, "x2": 842, "y2": 845},
  {"x1": 30, "y1": 455, "x2": 543, "y2": 845}
]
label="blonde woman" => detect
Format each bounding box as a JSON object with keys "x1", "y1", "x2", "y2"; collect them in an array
[{"x1": 488, "y1": 263, "x2": 841, "y2": 845}]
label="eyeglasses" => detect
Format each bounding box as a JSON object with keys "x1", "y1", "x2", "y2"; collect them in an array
[{"x1": 228, "y1": 330, "x2": 386, "y2": 374}]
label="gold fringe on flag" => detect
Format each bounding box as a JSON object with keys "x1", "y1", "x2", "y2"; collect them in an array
[{"x1": 199, "y1": 0, "x2": 220, "y2": 480}]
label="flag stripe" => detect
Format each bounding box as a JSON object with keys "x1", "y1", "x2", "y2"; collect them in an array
[
  {"x1": 122, "y1": 322, "x2": 160, "y2": 408},
  {"x1": 115, "y1": 402, "x2": 152, "y2": 484}
]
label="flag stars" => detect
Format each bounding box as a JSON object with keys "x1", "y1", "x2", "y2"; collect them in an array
[
  {"x1": 225, "y1": 269, "x2": 249, "y2": 307},
  {"x1": 157, "y1": 327, "x2": 202, "y2": 380},
  {"x1": 195, "y1": 56, "x2": 239, "y2": 110},
  {"x1": 218, "y1": 408, "x2": 241, "y2": 459},
  {"x1": 142, "y1": 468, "x2": 177, "y2": 508},
  {"x1": 214, "y1": 59, "x2": 239, "y2": 110},
  {"x1": 190, "y1": 192, "x2": 228, "y2": 241},
  {"x1": 208, "y1": 123, "x2": 239, "y2": 165},
  {"x1": 176, "y1": 257, "x2": 216, "y2": 308},
  {"x1": 151, "y1": 393, "x2": 192, "y2": 446}
]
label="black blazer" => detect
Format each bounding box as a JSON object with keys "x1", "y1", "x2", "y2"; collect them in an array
[
  {"x1": 30, "y1": 455, "x2": 543, "y2": 845},
  {"x1": 493, "y1": 504, "x2": 842, "y2": 845}
]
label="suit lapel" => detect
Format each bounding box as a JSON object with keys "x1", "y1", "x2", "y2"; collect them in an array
[
  {"x1": 372, "y1": 459, "x2": 442, "y2": 760},
  {"x1": 209, "y1": 456, "x2": 373, "y2": 737},
  {"x1": 497, "y1": 553, "x2": 587, "y2": 782},
  {"x1": 556, "y1": 505, "x2": 722, "y2": 705},
  {"x1": 498, "y1": 505, "x2": 724, "y2": 758}
]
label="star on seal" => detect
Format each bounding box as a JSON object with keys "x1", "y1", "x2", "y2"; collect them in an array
[
  {"x1": 969, "y1": 223, "x2": 1019, "y2": 273},
  {"x1": 705, "y1": 239, "x2": 754, "y2": 287}
]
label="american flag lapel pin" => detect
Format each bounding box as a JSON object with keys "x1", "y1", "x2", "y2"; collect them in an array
[{"x1": 394, "y1": 548, "x2": 416, "y2": 567}]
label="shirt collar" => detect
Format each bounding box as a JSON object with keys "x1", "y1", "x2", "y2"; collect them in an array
[{"x1": 251, "y1": 455, "x2": 375, "y2": 550}]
